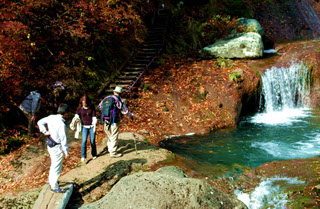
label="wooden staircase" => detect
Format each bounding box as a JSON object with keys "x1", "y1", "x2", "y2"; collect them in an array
[{"x1": 105, "y1": 8, "x2": 169, "y2": 94}]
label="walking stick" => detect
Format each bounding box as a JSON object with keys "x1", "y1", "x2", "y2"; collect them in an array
[
  {"x1": 131, "y1": 113, "x2": 138, "y2": 154},
  {"x1": 133, "y1": 133, "x2": 138, "y2": 155}
]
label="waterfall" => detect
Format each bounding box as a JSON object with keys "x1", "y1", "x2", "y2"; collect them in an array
[
  {"x1": 260, "y1": 62, "x2": 311, "y2": 112},
  {"x1": 296, "y1": 0, "x2": 320, "y2": 38},
  {"x1": 252, "y1": 62, "x2": 311, "y2": 125}
]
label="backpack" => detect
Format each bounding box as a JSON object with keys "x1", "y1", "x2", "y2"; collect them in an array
[{"x1": 100, "y1": 96, "x2": 119, "y2": 129}]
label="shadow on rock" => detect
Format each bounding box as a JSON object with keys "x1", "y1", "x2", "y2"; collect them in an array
[
  {"x1": 68, "y1": 158, "x2": 147, "y2": 207},
  {"x1": 98, "y1": 139, "x2": 160, "y2": 157}
]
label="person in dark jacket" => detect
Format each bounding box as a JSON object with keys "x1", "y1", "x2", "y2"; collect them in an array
[
  {"x1": 76, "y1": 95, "x2": 97, "y2": 162},
  {"x1": 19, "y1": 90, "x2": 41, "y2": 136}
]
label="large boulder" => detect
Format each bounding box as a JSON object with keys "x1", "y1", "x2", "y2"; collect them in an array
[
  {"x1": 79, "y1": 166, "x2": 247, "y2": 209},
  {"x1": 199, "y1": 32, "x2": 264, "y2": 59},
  {"x1": 237, "y1": 18, "x2": 265, "y2": 36}
]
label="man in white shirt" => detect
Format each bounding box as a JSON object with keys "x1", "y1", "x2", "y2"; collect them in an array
[{"x1": 37, "y1": 103, "x2": 69, "y2": 193}]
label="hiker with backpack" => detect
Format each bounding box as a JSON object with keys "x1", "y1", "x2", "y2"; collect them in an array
[
  {"x1": 19, "y1": 90, "x2": 42, "y2": 136},
  {"x1": 37, "y1": 103, "x2": 69, "y2": 193},
  {"x1": 75, "y1": 95, "x2": 98, "y2": 162},
  {"x1": 99, "y1": 86, "x2": 134, "y2": 158}
]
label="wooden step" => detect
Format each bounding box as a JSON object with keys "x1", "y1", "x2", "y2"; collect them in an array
[
  {"x1": 129, "y1": 63, "x2": 148, "y2": 67},
  {"x1": 140, "y1": 49, "x2": 157, "y2": 53},
  {"x1": 118, "y1": 75, "x2": 137, "y2": 79},
  {"x1": 142, "y1": 43, "x2": 162, "y2": 48},
  {"x1": 109, "y1": 84, "x2": 129, "y2": 88},
  {"x1": 125, "y1": 67, "x2": 144, "y2": 71},
  {"x1": 137, "y1": 51, "x2": 157, "y2": 56},
  {"x1": 123, "y1": 71, "x2": 142, "y2": 76},
  {"x1": 132, "y1": 58, "x2": 151, "y2": 63},
  {"x1": 114, "y1": 80, "x2": 133, "y2": 85},
  {"x1": 137, "y1": 54, "x2": 154, "y2": 59}
]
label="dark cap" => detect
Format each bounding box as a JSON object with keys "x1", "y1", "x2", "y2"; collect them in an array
[{"x1": 57, "y1": 103, "x2": 68, "y2": 114}]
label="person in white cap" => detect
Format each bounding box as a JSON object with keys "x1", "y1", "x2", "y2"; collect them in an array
[
  {"x1": 37, "y1": 103, "x2": 69, "y2": 193},
  {"x1": 99, "y1": 86, "x2": 133, "y2": 158}
]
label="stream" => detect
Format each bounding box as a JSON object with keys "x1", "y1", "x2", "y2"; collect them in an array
[{"x1": 163, "y1": 62, "x2": 319, "y2": 208}]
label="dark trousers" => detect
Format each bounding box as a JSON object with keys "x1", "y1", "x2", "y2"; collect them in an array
[{"x1": 20, "y1": 107, "x2": 35, "y2": 136}]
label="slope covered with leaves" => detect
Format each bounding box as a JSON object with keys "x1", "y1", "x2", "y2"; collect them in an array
[{"x1": 120, "y1": 55, "x2": 260, "y2": 145}]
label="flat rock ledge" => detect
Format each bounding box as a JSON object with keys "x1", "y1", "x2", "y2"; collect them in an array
[
  {"x1": 33, "y1": 183, "x2": 73, "y2": 209},
  {"x1": 78, "y1": 166, "x2": 247, "y2": 209}
]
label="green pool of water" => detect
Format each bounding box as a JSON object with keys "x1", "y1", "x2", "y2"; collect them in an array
[{"x1": 163, "y1": 109, "x2": 320, "y2": 175}]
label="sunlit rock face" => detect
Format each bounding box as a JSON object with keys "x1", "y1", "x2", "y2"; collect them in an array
[
  {"x1": 199, "y1": 32, "x2": 264, "y2": 59},
  {"x1": 79, "y1": 166, "x2": 247, "y2": 209}
]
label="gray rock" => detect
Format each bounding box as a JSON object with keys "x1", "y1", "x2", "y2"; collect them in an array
[
  {"x1": 119, "y1": 132, "x2": 136, "y2": 140},
  {"x1": 79, "y1": 166, "x2": 247, "y2": 209},
  {"x1": 119, "y1": 132, "x2": 146, "y2": 141},
  {"x1": 199, "y1": 32, "x2": 263, "y2": 59}
]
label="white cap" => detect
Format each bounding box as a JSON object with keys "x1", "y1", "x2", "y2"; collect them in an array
[{"x1": 114, "y1": 86, "x2": 123, "y2": 93}]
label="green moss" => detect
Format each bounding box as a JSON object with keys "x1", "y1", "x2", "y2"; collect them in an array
[
  {"x1": 215, "y1": 58, "x2": 235, "y2": 68},
  {"x1": 229, "y1": 71, "x2": 241, "y2": 82}
]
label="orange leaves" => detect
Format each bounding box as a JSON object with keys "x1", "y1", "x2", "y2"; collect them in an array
[
  {"x1": 0, "y1": 143, "x2": 83, "y2": 196},
  {"x1": 121, "y1": 56, "x2": 244, "y2": 142}
]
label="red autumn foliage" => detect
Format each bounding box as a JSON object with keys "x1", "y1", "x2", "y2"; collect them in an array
[{"x1": 0, "y1": 0, "x2": 156, "y2": 113}]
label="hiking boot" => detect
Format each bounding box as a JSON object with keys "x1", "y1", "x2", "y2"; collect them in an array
[
  {"x1": 51, "y1": 188, "x2": 65, "y2": 193},
  {"x1": 110, "y1": 153, "x2": 122, "y2": 158}
]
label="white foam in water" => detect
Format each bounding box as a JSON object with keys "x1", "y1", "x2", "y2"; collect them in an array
[
  {"x1": 252, "y1": 135, "x2": 320, "y2": 159},
  {"x1": 250, "y1": 108, "x2": 310, "y2": 125},
  {"x1": 235, "y1": 177, "x2": 305, "y2": 209}
]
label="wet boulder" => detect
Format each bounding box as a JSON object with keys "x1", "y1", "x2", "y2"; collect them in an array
[
  {"x1": 199, "y1": 32, "x2": 264, "y2": 59},
  {"x1": 79, "y1": 166, "x2": 247, "y2": 209}
]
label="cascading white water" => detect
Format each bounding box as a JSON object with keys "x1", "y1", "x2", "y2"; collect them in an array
[
  {"x1": 252, "y1": 62, "x2": 311, "y2": 125},
  {"x1": 235, "y1": 177, "x2": 305, "y2": 209},
  {"x1": 261, "y1": 62, "x2": 310, "y2": 111}
]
